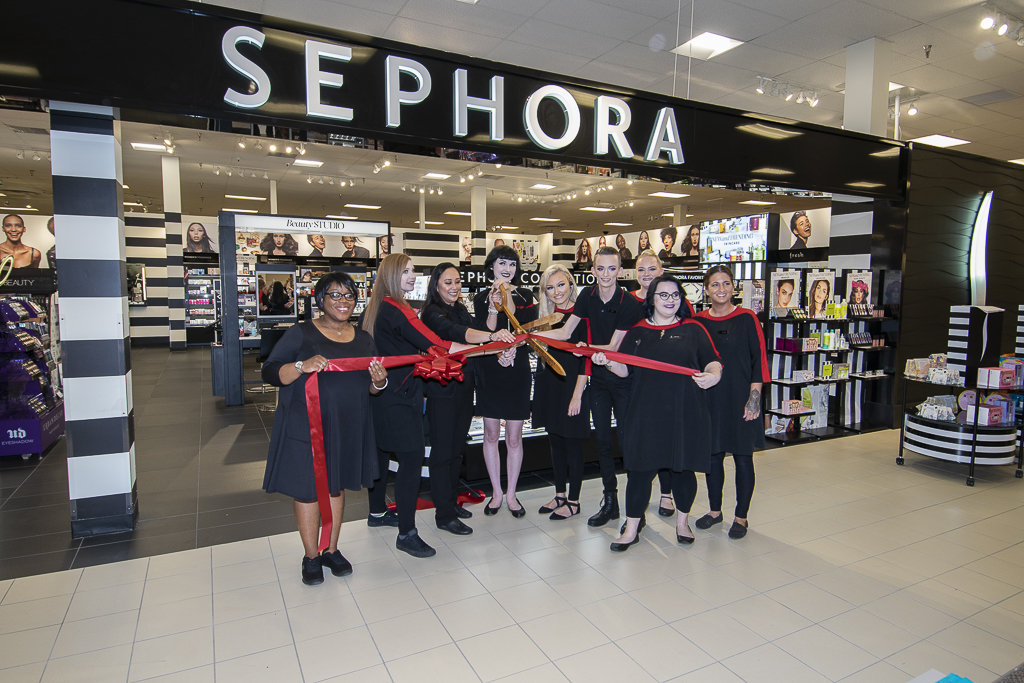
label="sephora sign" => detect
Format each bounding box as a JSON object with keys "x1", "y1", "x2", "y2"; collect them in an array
[{"x1": 219, "y1": 25, "x2": 687, "y2": 168}]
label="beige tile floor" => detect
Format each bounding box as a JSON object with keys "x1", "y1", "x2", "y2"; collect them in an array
[{"x1": 2, "y1": 430, "x2": 1023, "y2": 683}]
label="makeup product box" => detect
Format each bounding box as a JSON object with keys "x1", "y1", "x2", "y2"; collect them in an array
[
  {"x1": 780, "y1": 400, "x2": 805, "y2": 415},
  {"x1": 966, "y1": 404, "x2": 1004, "y2": 425},
  {"x1": 977, "y1": 367, "x2": 1016, "y2": 388},
  {"x1": 791, "y1": 370, "x2": 815, "y2": 383}
]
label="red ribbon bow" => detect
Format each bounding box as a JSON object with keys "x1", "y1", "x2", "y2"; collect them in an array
[{"x1": 412, "y1": 346, "x2": 465, "y2": 384}]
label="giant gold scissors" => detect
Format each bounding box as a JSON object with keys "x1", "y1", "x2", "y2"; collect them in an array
[{"x1": 497, "y1": 283, "x2": 564, "y2": 376}]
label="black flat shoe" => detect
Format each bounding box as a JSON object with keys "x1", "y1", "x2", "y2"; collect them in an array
[
  {"x1": 695, "y1": 513, "x2": 723, "y2": 530},
  {"x1": 396, "y1": 529, "x2": 436, "y2": 558},
  {"x1": 610, "y1": 517, "x2": 646, "y2": 552},
  {"x1": 549, "y1": 500, "x2": 580, "y2": 521},
  {"x1": 455, "y1": 506, "x2": 473, "y2": 519},
  {"x1": 658, "y1": 495, "x2": 676, "y2": 517},
  {"x1": 728, "y1": 521, "x2": 748, "y2": 539},
  {"x1": 539, "y1": 496, "x2": 566, "y2": 515},
  {"x1": 620, "y1": 515, "x2": 647, "y2": 536},
  {"x1": 320, "y1": 550, "x2": 352, "y2": 577},
  {"x1": 367, "y1": 510, "x2": 400, "y2": 528},
  {"x1": 437, "y1": 518, "x2": 473, "y2": 535},
  {"x1": 509, "y1": 498, "x2": 526, "y2": 518},
  {"x1": 483, "y1": 497, "x2": 502, "y2": 516},
  {"x1": 677, "y1": 524, "x2": 695, "y2": 545},
  {"x1": 301, "y1": 555, "x2": 324, "y2": 585}
]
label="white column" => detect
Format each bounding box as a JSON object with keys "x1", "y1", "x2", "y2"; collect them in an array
[
  {"x1": 418, "y1": 191, "x2": 426, "y2": 230},
  {"x1": 270, "y1": 179, "x2": 278, "y2": 215},
  {"x1": 844, "y1": 38, "x2": 891, "y2": 137},
  {"x1": 162, "y1": 155, "x2": 185, "y2": 350},
  {"x1": 471, "y1": 185, "x2": 487, "y2": 266}
]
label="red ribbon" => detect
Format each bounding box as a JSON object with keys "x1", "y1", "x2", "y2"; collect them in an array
[{"x1": 302, "y1": 334, "x2": 699, "y2": 551}]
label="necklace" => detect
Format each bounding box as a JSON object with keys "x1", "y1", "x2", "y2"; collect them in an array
[{"x1": 320, "y1": 320, "x2": 350, "y2": 336}]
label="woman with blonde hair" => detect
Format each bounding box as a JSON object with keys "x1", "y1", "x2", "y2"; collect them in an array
[
  {"x1": 533, "y1": 264, "x2": 590, "y2": 520},
  {"x1": 362, "y1": 253, "x2": 476, "y2": 558}
]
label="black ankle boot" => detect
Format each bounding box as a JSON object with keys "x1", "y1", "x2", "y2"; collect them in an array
[{"x1": 587, "y1": 494, "x2": 620, "y2": 528}]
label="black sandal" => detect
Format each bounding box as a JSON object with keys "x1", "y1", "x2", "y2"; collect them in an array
[
  {"x1": 539, "y1": 496, "x2": 566, "y2": 514},
  {"x1": 658, "y1": 495, "x2": 676, "y2": 517},
  {"x1": 549, "y1": 500, "x2": 580, "y2": 521}
]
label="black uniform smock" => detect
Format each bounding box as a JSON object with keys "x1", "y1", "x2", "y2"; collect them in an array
[
  {"x1": 369, "y1": 298, "x2": 453, "y2": 452},
  {"x1": 531, "y1": 308, "x2": 591, "y2": 439},
  {"x1": 573, "y1": 286, "x2": 643, "y2": 380},
  {"x1": 421, "y1": 301, "x2": 478, "y2": 399},
  {"x1": 618, "y1": 320, "x2": 721, "y2": 474},
  {"x1": 472, "y1": 286, "x2": 537, "y2": 420},
  {"x1": 694, "y1": 307, "x2": 770, "y2": 455},
  {"x1": 262, "y1": 323, "x2": 379, "y2": 501}
]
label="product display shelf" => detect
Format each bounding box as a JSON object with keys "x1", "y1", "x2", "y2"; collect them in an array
[
  {"x1": 185, "y1": 268, "x2": 221, "y2": 344},
  {"x1": 897, "y1": 375, "x2": 1024, "y2": 486},
  {"x1": 0, "y1": 296, "x2": 65, "y2": 459}
]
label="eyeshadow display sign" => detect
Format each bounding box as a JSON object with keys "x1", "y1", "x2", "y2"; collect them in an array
[{"x1": 0, "y1": 0, "x2": 905, "y2": 199}]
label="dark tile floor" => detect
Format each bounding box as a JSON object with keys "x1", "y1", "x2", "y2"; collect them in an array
[{"x1": 0, "y1": 346, "x2": 576, "y2": 580}]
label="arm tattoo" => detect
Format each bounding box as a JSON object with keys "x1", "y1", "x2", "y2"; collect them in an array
[{"x1": 746, "y1": 389, "x2": 761, "y2": 416}]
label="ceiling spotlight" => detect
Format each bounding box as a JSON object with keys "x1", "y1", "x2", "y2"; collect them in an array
[
  {"x1": 467, "y1": 172, "x2": 475, "y2": 180},
  {"x1": 254, "y1": 141, "x2": 263, "y2": 150},
  {"x1": 214, "y1": 167, "x2": 220, "y2": 175},
  {"x1": 307, "y1": 175, "x2": 312, "y2": 184},
  {"x1": 755, "y1": 77, "x2": 766, "y2": 95},
  {"x1": 226, "y1": 168, "x2": 232, "y2": 176},
  {"x1": 997, "y1": 14, "x2": 1010, "y2": 34},
  {"x1": 163, "y1": 138, "x2": 172, "y2": 146},
  {"x1": 982, "y1": 14, "x2": 996, "y2": 29},
  {"x1": 796, "y1": 91, "x2": 806, "y2": 104},
  {"x1": 809, "y1": 92, "x2": 819, "y2": 107},
  {"x1": 584, "y1": 189, "x2": 591, "y2": 196},
  {"x1": 1018, "y1": 32, "x2": 1024, "y2": 45},
  {"x1": 784, "y1": 85, "x2": 794, "y2": 101},
  {"x1": 607, "y1": 183, "x2": 614, "y2": 190},
  {"x1": 627, "y1": 179, "x2": 634, "y2": 185},
  {"x1": 283, "y1": 145, "x2": 291, "y2": 153},
  {"x1": 419, "y1": 186, "x2": 425, "y2": 193},
  {"x1": 238, "y1": 138, "x2": 246, "y2": 149},
  {"x1": 401, "y1": 184, "x2": 407, "y2": 191},
  {"x1": 328, "y1": 178, "x2": 334, "y2": 185},
  {"x1": 517, "y1": 196, "x2": 523, "y2": 202},
  {"x1": 269, "y1": 144, "x2": 277, "y2": 152},
  {"x1": 299, "y1": 144, "x2": 306, "y2": 155},
  {"x1": 770, "y1": 81, "x2": 781, "y2": 97},
  {"x1": 429, "y1": 186, "x2": 435, "y2": 194},
  {"x1": 459, "y1": 175, "x2": 466, "y2": 183},
  {"x1": 908, "y1": 104, "x2": 918, "y2": 115},
  {"x1": 262, "y1": 171, "x2": 268, "y2": 180},
  {"x1": 31, "y1": 152, "x2": 40, "y2": 161},
  {"x1": 318, "y1": 177, "x2": 324, "y2": 184},
  {"x1": 250, "y1": 170, "x2": 256, "y2": 178},
  {"x1": 16, "y1": 151, "x2": 23, "y2": 160},
  {"x1": 437, "y1": 187, "x2": 443, "y2": 195}
]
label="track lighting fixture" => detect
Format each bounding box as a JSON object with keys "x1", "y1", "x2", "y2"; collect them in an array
[
  {"x1": 269, "y1": 144, "x2": 277, "y2": 152},
  {"x1": 226, "y1": 169, "x2": 232, "y2": 176},
  {"x1": 254, "y1": 141, "x2": 263, "y2": 150},
  {"x1": 318, "y1": 177, "x2": 324, "y2": 184},
  {"x1": 373, "y1": 156, "x2": 394, "y2": 174},
  {"x1": 16, "y1": 151, "x2": 23, "y2": 160},
  {"x1": 981, "y1": 6, "x2": 1024, "y2": 45},
  {"x1": 285, "y1": 145, "x2": 293, "y2": 154},
  {"x1": 250, "y1": 170, "x2": 256, "y2": 178},
  {"x1": 31, "y1": 152, "x2": 40, "y2": 161},
  {"x1": 307, "y1": 175, "x2": 312, "y2": 184},
  {"x1": 299, "y1": 144, "x2": 306, "y2": 155},
  {"x1": 214, "y1": 167, "x2": 220, "y2": 176},
  {"x1": 908, "y1": 104, "x2": 918, "y2": 116},
  {"x1": 238, "y1": 138, "x2": 246, "y2": 149},
  {"x1": 262, "y1": 171, "x2": 268, "y2": 180},
  {"x1": 755, "y1": 77, "x2": 765, "y2": 95}
]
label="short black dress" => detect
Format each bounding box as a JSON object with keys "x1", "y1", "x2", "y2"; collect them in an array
[
  {"x1": 694, "y1": 307, "x2": 769, "y2": 455},
  {"x1": 262, "y1": 322, "x2": 378, "y2": 501},
  {"x1": 472, "y1": 286, "x2": 537, "y2": 420},
  {"x1": 619, "y1": 320, "x2": 721, "y2": 474},
  {"x1": 369, "y1": 298, "x2": 453, "y2": 453},
  {"x1": 531, "y1": 308, "x2": 591, "y2": 439}
]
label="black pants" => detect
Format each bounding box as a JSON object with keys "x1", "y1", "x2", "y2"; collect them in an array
[
  {"x1": 625, "y1": 469, "x2": 697, "y2": 519},
  {"x1": 426, "y1": 384, "x2": 474, "y2": 525},
  {"x1": 549, "y1": 433, "x2": 584, "y2": 502},
  {"x1": 590, "y1": 372, "x2": 631, "y2": 495},
  {"x1": 707, "y1": 452, "x2": 756, "y2": 518},
  {"x1": 658, "y1": 470, "x2": 672, "y2": 495},
  {"x1": 368, "y1": 448, "x2": 423, "y2": 534}
]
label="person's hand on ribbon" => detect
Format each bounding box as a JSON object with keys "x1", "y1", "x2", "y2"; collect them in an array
[
  {"x1": 368, "y1": 360, "x2": 388, "y2": 395},
  {"x1": 302, "y1": 355, "x2": 330, "y2": 373},
  {"x1": 693, "y1": 362, "x2": 723, "y2": 389}
]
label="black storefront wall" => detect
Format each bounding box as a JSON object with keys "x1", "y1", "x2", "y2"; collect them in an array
[{"x1": 3, "y1": 0, "x2": 906, "y2": 200}]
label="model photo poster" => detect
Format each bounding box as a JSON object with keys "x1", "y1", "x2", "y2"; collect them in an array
[
  {"x1": 1, "y1": 213, "x2": 56, "y2": 269},
  {"x1": 778, "y1": 207, "x2": 831, "y2": 250},
  {"x1": 769, "y1": 270, "x2": 801, "y2": 314},
  {"x1": 182, "y1": 218, "x2": 219, "y2": 253},
  {"x1": 845, "y1": 270, "x2": 872, "y2": 306},
  {"x1": 805, "y1": 270, "x2": 835, "y2": 319}
]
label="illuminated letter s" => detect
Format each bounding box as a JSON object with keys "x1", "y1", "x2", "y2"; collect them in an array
[{"x1": 222, "y1": 26, "x2": 271, "y2": 109}]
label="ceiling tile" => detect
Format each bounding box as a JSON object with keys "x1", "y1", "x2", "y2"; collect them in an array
[
  {"x1": 859, "y1": 0, "x2": 979, "y2": 24},
  {"x1": 892, "y1": 63, "x2": 977, "y2": 92},
  {"x1": 691, "y1": 0, "x2": 791, "y2": 42},
  {"x1": 978, "y1": 97, "x2": 1024, "y2": 117},
  {"x1": 777, "y1": 61, "x2": 847, "y2": 91},
  {"x1": 936, "y1": 82, "x2": 998, "y2": 100},
  {"x1": 711, "y1": 43, "x2": 814, "y2": 77},
  {"x1": 594, "y1": 41, "x2": 677, "y2": 75},
  {"x1": 800, "y1": 1, "x2": 919, "y2": 41},
  {"x1": 594, "y1": 0, "x2": 681, "y2": 19},
  {"x1": 687, "y1": 60, "x2": 766, "y2": 93},
  {"x1": 751, "y1": 21, "x2": 857, "y2": 61},
  {"x1": 397, "y1": 0, "x2": 526, "y2": 39},
  {"x1": 485, "y1": 41, "x2": 593, "y2": 76},
  {"x1": 946, "y1": 126, "x2": 1011, "y2": 144},
  {"x1": 572, "y1": 60, "x2": 668, "y2": 88},
  {"x1": 262, "y1": 0, "x2": 394, "y2": 37},
  {"x1": 936, "y1": 52, "x2": 1023, "y2": 80},
  {"x1": 383, "y1": 17, "x2": 498, "y2": 57},
  {"x1": 940, "y1": 103, "x2": 1013, "y2": 127},
  {"x1": 533, "y1": 0, "x2": 661, "y2": 40},
  {"x1": 900, "y1": 115, "x2": 970, "y2": 136},
  {"x1": 890, "y1": 52, "x2": 928, "y2": 74},
  {"x1": 984, "y1": 118, "x2": 1024, "y2": 137},
  {"x1": 475, "y1": 0, "x2": 553, "y2": 16},
  {"x1": 927, "y1": 5, "x2": 997, "y2": 36},
  {"x1": 979, "y1": 71, "x2": 1024, "y2": 95},
  {"x1": 885, "y1": 24, "x2": 975, "y2": 60},
  {"x1": 333, "y1": 0, "x2": 408, "y2": 15},
  {"x1": 727, "y1": 0, "x2": 842, "y2": 22},
  {"x1": 506, "y1": 18, "x2": 621, "y2": 59}
]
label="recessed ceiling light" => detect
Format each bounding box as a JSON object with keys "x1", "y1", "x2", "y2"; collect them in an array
[
  {"x1": 130, "y1": 142, "x2": 167, "y2": 152},
  {"x1": 739, "y1": 200, "x2": 776, "y2": 206},
  {"x1": 670, "y1": 32, "x2": 743, "y2": 60},
  {"x1": 123, "y1": 201, "x2": 143, "y2": 206},
  {"x1": 495, "y1": 225, "x2": 518, "y2": 230},
  {"x1": 530, "y1": 183, "x2": 556, "y2": 190},
  {"x1": 530, "y1": 217, "x2": 560, "y2": 222},
  {"x1": 455, "y1": 0, "x2": 479, "y2": 4},
  {"x1": 423, "y1": 220, "x2": 444, "y2": 225},
  {"x1": 846, "y1": 182, "x2": 884, "y2": 188},
  {"x1": 662, "y1": 213, "x2": 674, "y2": 217},
  {"x1": 649, "y1": 191, "x2": 690, "y2": 198},
  {"x1": 225, "y1": 194, "x2": 266, "y2": 201},
  {"x1": 445, "y1": 211, "x2": 472, "y2": 216},
  {"x1": 560, "y1": 229, "x2": 584, "y2": 233},
  {"x1": 422, "y1": 173, "x2": 451, "y2": 180},
  {"x1": 1010, "y1": 158, "x2": 1024, "y2": 165},
  {"x1": 909, "y1": 134, "x2": 969, "y2": 148},
  {"x1": 223, "y1": 208, "x2": 259, "y2": 213},
  {"x1": 293, "y1": 159, "x2": 324, "y2": 167},
  {"x1": 605, "y1": 222, "x2": 632, "y2": 226},
  {"x1": 580, "y1": 206, "x2": 614, "y2": 212},
  {"x1": 344, "y1": 204, "x2": 381, "y2": 210},
  {"x1": 326, "y1": 215, "x2": 357, "y2": 219},
  {"x1": 750, "y1": 168, "x2": 793, "y2": 176},
  {"x1": 888, "y1": 82, "x2": 904, "y2": 91},
  {"x1": 686, "y1": 214, "x2": 694, "y2": 217}
]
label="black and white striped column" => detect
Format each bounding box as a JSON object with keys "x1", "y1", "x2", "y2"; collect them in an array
[
  {"x1": 402, "y1": 230, "x2": 461, "y2": 270},
  {"x1": 50, "y1": 102, "x2": 137, "y2": 537},
  {"x1": 829, "y1": 194, "x2": 873, "y2": 271},
  {"x1": 162, "y1": 156, "x2": 186, "y2": 350},
  {"x1": 551, "y1": 238, "x2": 575, "y2": 263},
  {"x1": 470, "y1": 185, "x2": 486, "y2": 266}
]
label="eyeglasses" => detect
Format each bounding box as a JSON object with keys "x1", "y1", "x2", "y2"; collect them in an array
[
  {"x1": 325, "y1": 292, "x2": 356, "y2": 301},
  {"x1": 655, "y1": 291, "x2": 681, "y2": 301}
]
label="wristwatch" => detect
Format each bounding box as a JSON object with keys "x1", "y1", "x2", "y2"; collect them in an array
[{"x1": 294, "y1": 361, "x2": 304, "y2": 373}]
